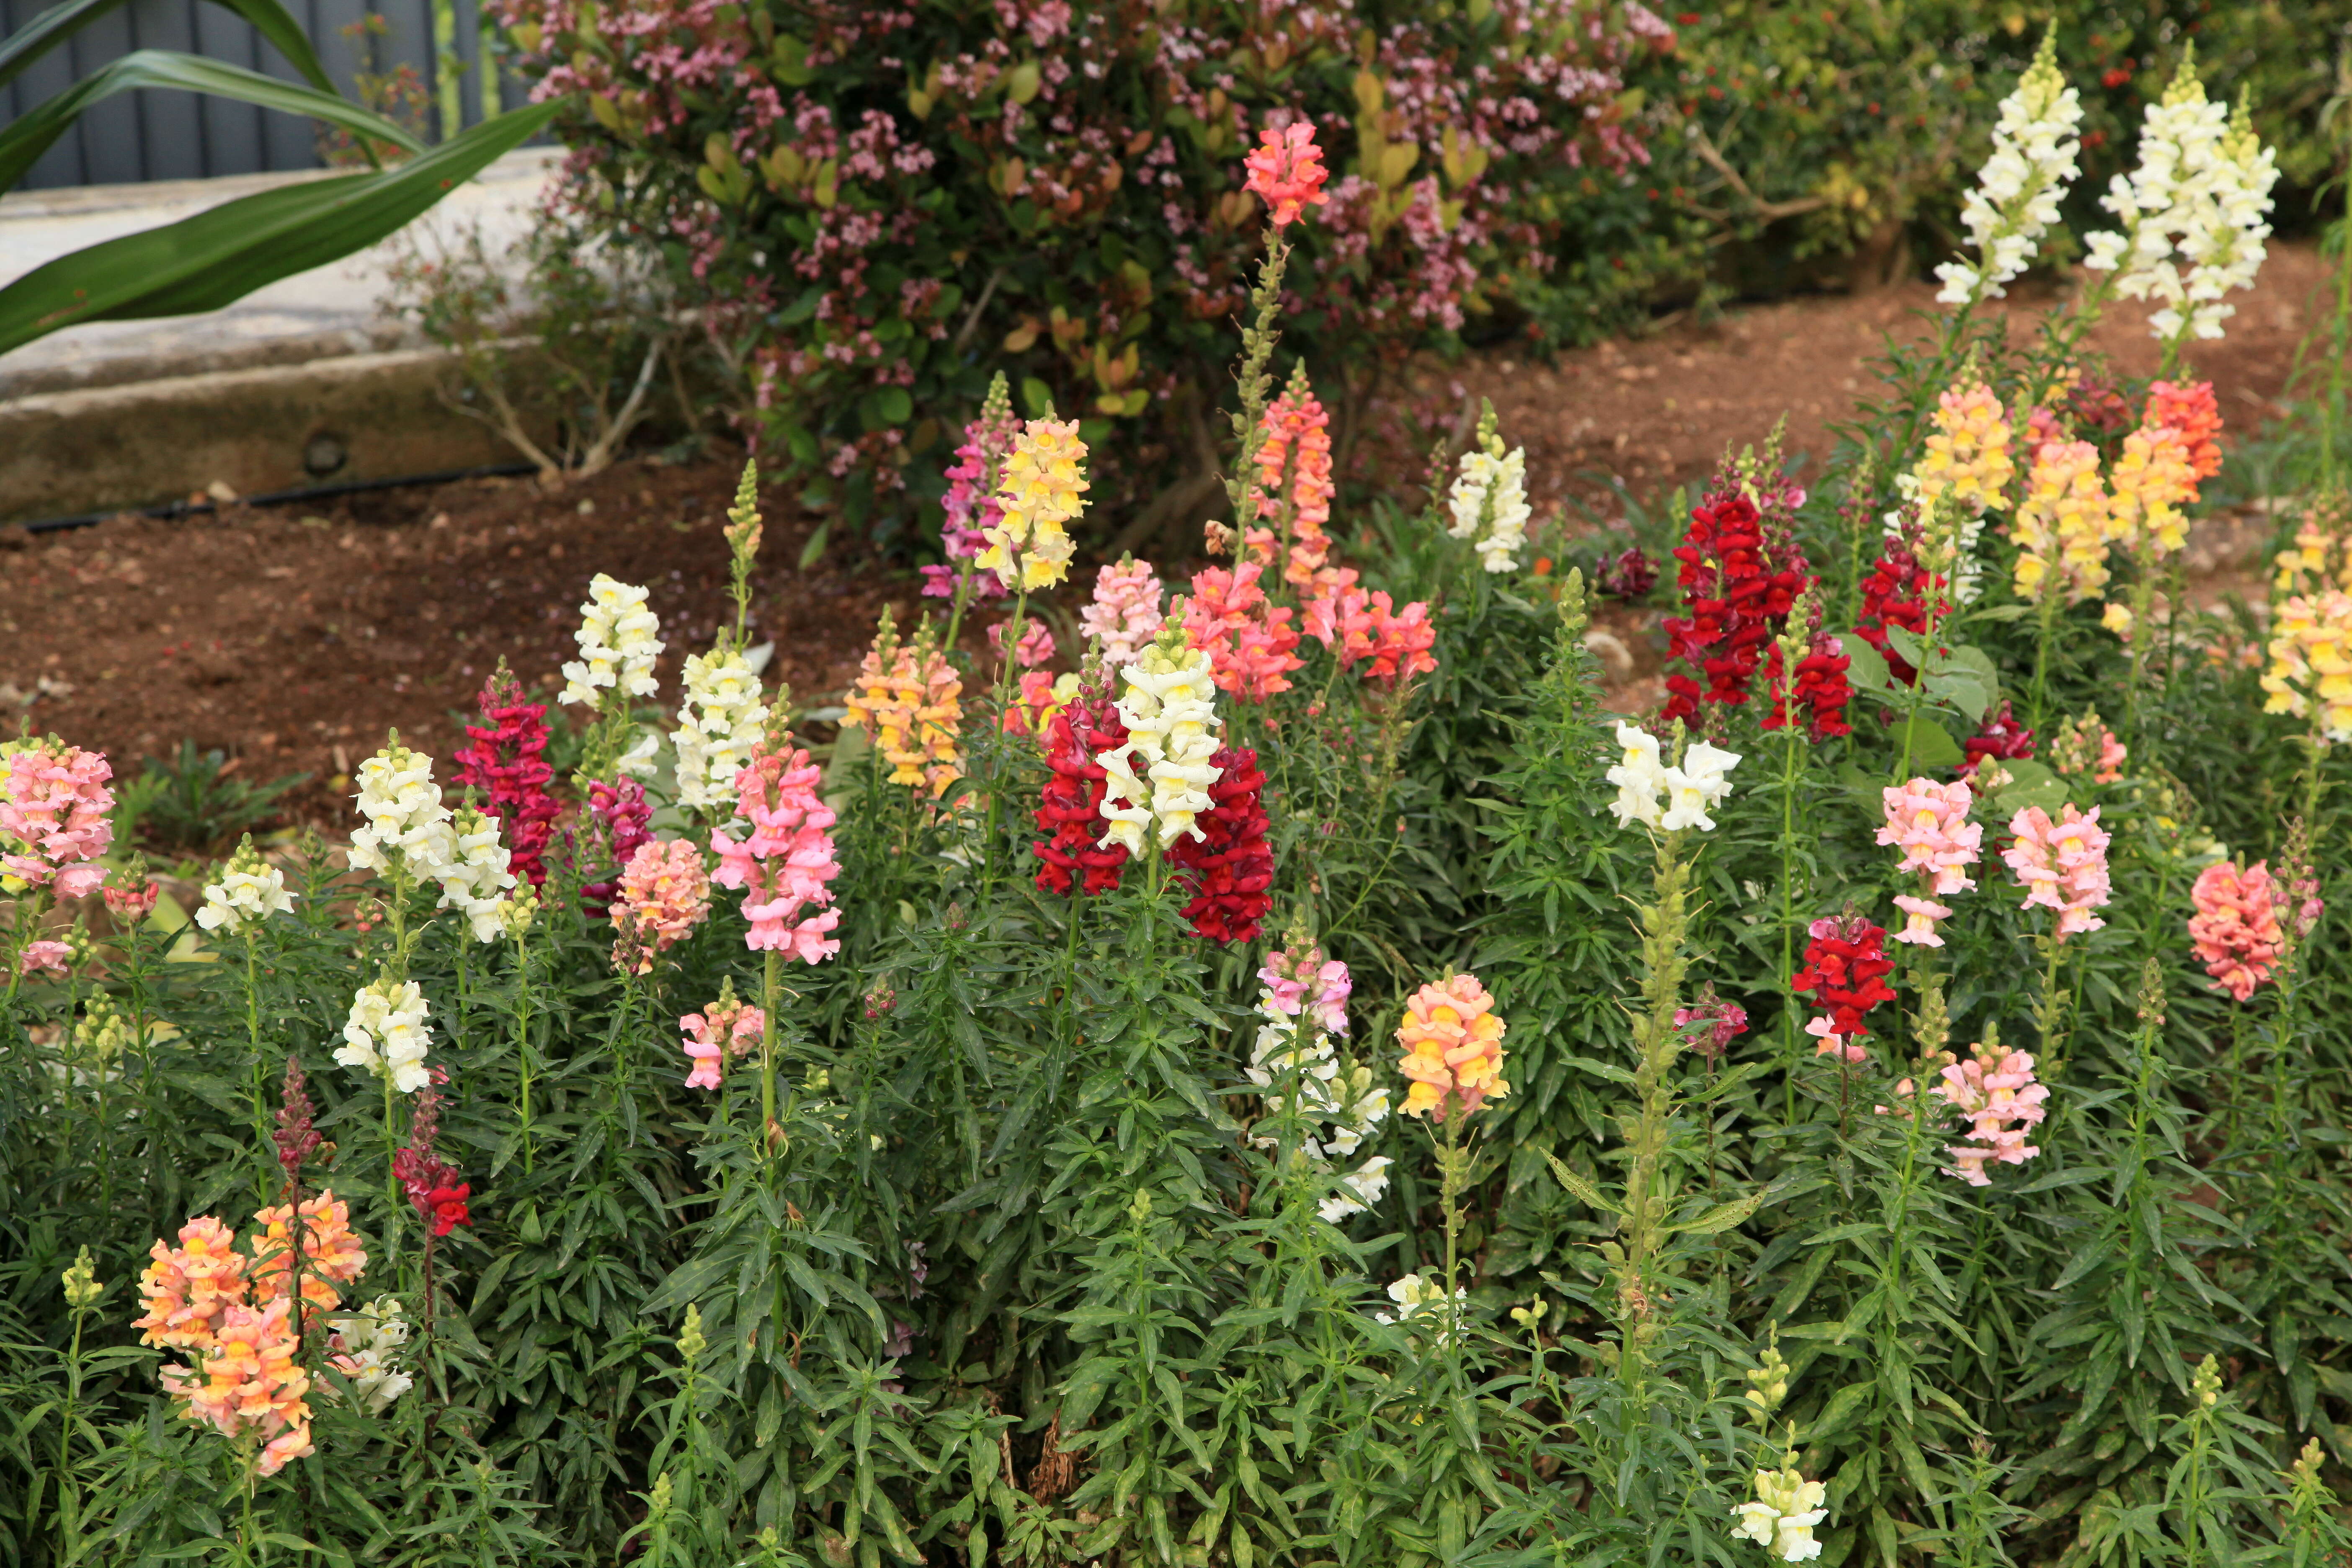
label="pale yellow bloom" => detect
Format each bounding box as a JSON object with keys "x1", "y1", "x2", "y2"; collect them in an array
[
  {"x1": 2012, "y1": 439, "x2": 2111, "y2": 603},
  {"x1": 979, "y1": 419, "x2": 1088, "y2": 591},
  {"x1": 1909, "y1": 380, "x2": 2015, "y2": 516},
  {"x1": 2107, "y1": 424, "x2": 2198, "y2": 558},
  {"x1": 2262, "y1": 590, "x2": 2352, "y2": 742}
]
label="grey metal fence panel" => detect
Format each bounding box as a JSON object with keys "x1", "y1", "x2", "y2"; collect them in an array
[{"x1": 0, "y1": 0, "x2": 535, "y2": 190}]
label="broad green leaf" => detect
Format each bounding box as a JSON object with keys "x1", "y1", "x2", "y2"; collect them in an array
[
  {"x1": 1669, "y1": 1190, "x2": 1762, "y2": 1237},
  {"x1": 1541, "y1": 1150, "x2": 1621, "y2": 1216},
  {"x1": 0, "y1": 101, "x2": 558, "y2": 356},
  {"x1": 1, "y1": 50, "x2": 423, "y2": 195},
  {"x1": 1839, "y1": 633, "x2": 1896, "y2": 698},
  {"x1": 0, "y1": 0, "x2": 337, "y2": 95}
]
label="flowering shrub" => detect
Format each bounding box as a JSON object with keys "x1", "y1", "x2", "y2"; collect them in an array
[{"x1": 485, "y1": 0, "x2": 1674, "y2": 529}]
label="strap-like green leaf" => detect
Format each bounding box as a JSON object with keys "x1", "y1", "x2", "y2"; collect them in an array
[
  {"x1": 0, "y1": 50, "x2": 423, "y2": 195},
  {"x1": 0, "y1": 101, "x2": 558, "y2": 356},
  {"x1": 0, "y1": 0, "x2": 336, "y2": 95}
]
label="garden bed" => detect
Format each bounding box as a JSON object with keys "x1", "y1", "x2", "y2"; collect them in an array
[{"x1": 4, "y1": 242, "x2": 2326, "y2": 834}]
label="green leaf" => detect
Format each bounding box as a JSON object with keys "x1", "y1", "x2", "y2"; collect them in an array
[
  {"x1": 1020, "y1": 377, "x2": 1055, "y2": 419},
  {"x1": 1541, "y1": 1150, "x2": 1621, "y2": 1216},
  {"x1": 0, "y1": 0, "x2": 338, "y2": 96},
  {"x1": 1, "y1": 50, "x2": 423, "y2": 196},
  {"x1": 1889, "y1": 714, "x2": 1965, "y2": 770},
  {"x1": 1839, "y1": 634, "x2": 1896, "y2": 699},
  {"x1": 0, "y1": 101, "x2": 557, "y2": 356},
  {"x1": 798, "y1": 520, "x2": 832, "y2": 571},
  {"x1": 1669, "y1": 1191, "x2": 1762, "y2": 1237}
]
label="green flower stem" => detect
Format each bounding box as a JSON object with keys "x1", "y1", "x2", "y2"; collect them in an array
[
  {"x1": 758, "y1": 947, "x2": 781, "y2": 1151},
  {"x1": 514, "y1": 923, "x2": 536, "y2": 1174},
  {"x1": 2028, "y1": 589, "x2": 2061, "y2": 734},
  {"x1": 1777, "y1": 730, "x2": 1805, "y2": 1125},
  {"x1": 1224, "y1": 231, "x2": 1294, "y2": 552},
  {"x1": 1620, "y1": 824, "x2": 1693, "y2": 1383},
  {"x1": 244, "y1": 939, "x2": 271, "y2": 1207},
  {"x1": 2032, "y1": 931, "x2": 2070, "y2": 1084}
]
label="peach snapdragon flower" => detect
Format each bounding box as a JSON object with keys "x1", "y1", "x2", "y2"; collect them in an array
[
  {"x1": 1395, "y1": 973, "x2": 1510, "y2": 1123},
  {"x1": 0, "y1": 739, "x2": 115, "y2": 898},
  {"x1": 711, "y1": 742, "x2": 841, "y2": 963},
  {"x1": 611, "y1": 838, "x2": 712, "y2": 975},
  {"x1": 1244, "y1": 364, "x2": 1336, "y2": 584},
  {"x1": 1933, "y1": 1038, "x2": 2049, "y2": 1185},
  {"x1": 1242, "y1": 121, "x2": 1329, "y2": 227},
  {"x1": 845, "y1": 614, "x2": 965, "y2": 797},
  {"x1": 1079, "y1": 558, "x2": 1165, "y2": 665},
  {"x1": 2002, "y1": 803, "x2": 2112, "y2": 939},
  {"x1": 1909, "y1": 379, "x2": 2015, "y2": 516},
  {"x1": 681, "y1": 983, "x2": 767, "y2": 1089},
  {"x1": 2106, "y1": 422, "x2": 2199, "y2": 558},
  {"x1": 978, "y1": 418, "x2": 1086, "y2": 591},
  {"x1": 2187, "y1": 859, "x2": 2320, "y2": 1002}
]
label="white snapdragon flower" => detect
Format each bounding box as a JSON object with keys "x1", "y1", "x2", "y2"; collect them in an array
[
  {"x1": 1732, "y1": 1468, "x2": 1829, "y2": 1563},
  {"x1": 613, "y1": 726, "x2": 662, "y2": 781},
  {"x1": 1319, "y1": 1154, "x2": 1394, "y2": 1223},
  {"x1": 1097, "y1": 632, "x2": 1223, "y2": 853},
  {"x1": 672, "y1": 647, "x2": 770, "y2": 812},
  {"x1": 1447, "y1": 444, "x2": 1533, "y2": 574},
  {"x1": 347, "y1": 742, "x2": 455, "y2": 881},
  {"x1": 193, "y1": 836, "x2": 295, "y2": 937},
  {"x1": 328, "y1": 1297, "x2": 414, "y2": 1414},
  {"x1": 1247, "y1": 952, "x2": 1389, "y2": 1222},
  {"x1": 1606, "y1": 723, "x2": 1673, "y2": 829},
  {"x1": 337, "y1": 977, "x2": 433, "y2": 1093},
  {"x1": 436, "y1": 807, "x2": 516, "y2": 943},
  {"x1": 2153, "y1": 98, "x2": 2277, "y2": 343},
  {"x1": 1374, "y1": 1272, "x2": 1467, "y2": 1341},
  {"x1": 1933, "y1": 36, "x2": 2082, "y2": 306},
  {"x1": 559, "y1": 574, "x2": 665, "y2": 709},
  {"x1": 1661, "y1": 740, "x2": 1743, "y2": 832}
]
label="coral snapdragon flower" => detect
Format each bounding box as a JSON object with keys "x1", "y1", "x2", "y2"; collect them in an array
[{"x1": 1395, "y1": 973, "x2": 1510, "y2": 1122}]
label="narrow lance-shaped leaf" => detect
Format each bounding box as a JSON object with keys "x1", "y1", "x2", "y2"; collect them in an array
[{"x1": 0, "y1": 0, "x2": 338, "y2": 95}]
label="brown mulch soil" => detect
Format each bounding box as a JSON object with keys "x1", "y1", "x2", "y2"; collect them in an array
[{"x1": 5, "y1": 241, "x2": 2333, "y2": 834}]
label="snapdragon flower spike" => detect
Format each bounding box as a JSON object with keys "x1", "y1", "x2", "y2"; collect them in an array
[
  {"x1": 1446, "y1": 416, "x2": 1533, "y2": 574},
  {"x1": 0, "y1": 738, "x2": 115, "y2": 897},
  {"x1": 1933, "y1": 34, "x2": 2083, "y2": 307},
  {"x1": 1733, "y1": 1467, "x2": 1830, "y2": 1563},
  {"x1": 2002, "y1": 803, "x2": 2112, "y2": 939},
  {"x1": 327, "y1": 1296, "x2": 413, "y2": 1413},
  {"x1": 1244, "y1": 364, "x2": 1337, "y2": 584},
  {"x1": 195, "y1": 834, "x2": 295, "y2": 938},
  {"x1": 1166, "y1": 746, "x2": 1274, "y2": 944},
  {"x1": 1877, "y1": 777, "x2": 1982, "y2": 946},
  {"x1": 844, "y1": 611, "x2": 965, "y2": 797},
  {"x1": 1180, "y1": 562, "x2": 1305, "y2": 702},
  {"x1": 711, "y1": 740, "x2": 842, "y2": 963},
  {"x1": 2012, "y1": 438, "x2": 2113, "y2": 603},
  {"x1": 1605, "y1": 723, "x2": 1741, "y2": 833},
  {"x1": 1079, "y1": 558, "x2": 1165, "y2": 665},
  {"x1": 103, "y1": 860, "x2": 161, "y2": 922},
  {"x1": 1300, "y1": 568, "x2": 1438, "y2": 686},
  {"x1": 1763, "y1": 632, "x2": 1854, "y2": 740},
  {"x1": 1260, "y1": 946, "x2": 1353, "y2": 1037},
  {"x1": 680, "y1": 984, "x2": 766, "y2": 1090},
  {"x1": 978, "y1": 418, "x2": 1087, "y2": 591},
  {"x1": 2107, "y1": 420, "x2": 2200, "y2": 560},
  {"x1": 1033, "y1": 673, "x2": 1133, "y2": 897},
  {"x1": 273, "y1": 1055, "x2": 322, "y2": 1179},
  {"x1": 925, "y1": 374, "x2": 1019, "y2": 601},
  {"x1": 1674, "y1": 984, "x2": 1749, "y2": 1059},
  {"x1": 1596, "y1": 545, "x2": 1658, "y2": 601},
  {"x1": 1961, "y1": 702, "x2": 2037, "y2": 784},
  {"x1": 558, "y1": 573, "x2": 665, "y2": 710},
  {"x1": 348, "y1": 737, "x2": 456, "y2": 882},
  {"x1": 1661, "y1": 478, "x2": 1812, "y2": 724},
  {"x1": 454, "y1": 666, "x2": 560, "y2": 887},
  {"x1": 2261, "y1": 589, "x2": 2352, "y2": 742},
  {"x1": 2188, "y1": 859, "x2": 2321, "y2": 1002},
  {"x1": 1097, "y1": 629, "x2": 1224, "y2": 854},
  {"x1": 1933, "y1": 1037, "x2": 2050, "y2": 1185},
  {"x1": 671, "y1": 645, "x2": 770, "y2": 814},
  {"x1": 610, "y1": 838, "x2": 712, "y2": 975},
  {"x1": 162, "y1": 1295, "x2": 315, "y2": 1477},
  {"x1": 337, "y1": 975, "x2": 434, "y2": 1093},
  {"x1": 249, "y1": 1190, "x2": 367, "y2": 1327},
  {"x1": 438, "y1": 805, "x2": 517, "y2": 943},
  {"x1": 392, "y1": 1082, "x2": 473, "y2": 1237},
  {"x1": 1855, "y1": 512, "x2": 1949, "y2": 685},
  {"x1": 1243, "y1": 120, "x2": 1329, "y2": 227},
  {"x1": 1395, "y1": 972, "x2": 1510, "y2": 1123},
  {"x1": 2144, "y1": 380, "x2": 2224, "y2": 480},
  {"x1": 1791, "y1": 913, "x2": 1897, "y2": 1063},
  {"x1": 578, "y1": 776, "x2": 652, "y2": 914},
  {"x1": 2049, "y1": 711, "x2": 2128, "y2": 784}
]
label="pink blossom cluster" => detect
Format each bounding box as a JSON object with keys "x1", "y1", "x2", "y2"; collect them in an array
[
  {"x1": 2187, "y1": 860, "x2": 2321, "y2": 1002},
  {"x1": 580, "y1": 776, "x2": 652, "y2": 915},
  {"x1": 1302, "y1": 570, "x2": 1439, "y2": 686},
  {"x1": 610, "y1": 838, "x2": 712, "y2": 975},
  {"x1": 923, "y1": 401, "x2": 1021, "y2": 601},
  {"x1": 680, "y1": 993, "x2": 767, "y2": 1090},
  {"x1": 712, "y1": 744, "x2": 842, "y2": 963},
  {"x1": 2002, "y1": 804, "x2": 2112, "y2": 939},
  {"x1": 1078, "y1": 559, "x2": 1164, "y2": 664},
  {"x1": 1243, "y1": 122, "x2": 1331, "y2": 227},
  {"x1": 1931, "y1": 1039, "x2": 2049, "y2": 1186},
  {"x1": 1673, "y1": 985, "x2": 1749, "y2": 1058},
  {"x1": 1181, "y1": 563, "x2": 1305, "y2": 702},
  {"x1": 988, "y1": 616, "x2": 1056, "y2": 671},
  {"x1": 1, "y1": 740, "x2": 114, "y2": 898},
  {"x1": 1245, "y1": 369, "x2": 1338, "y2": 585},
  {"x1": 1877, "y1": 778, "x2": 1981, "y2": 948},
  {"x1": 1259, "y1": 946, "x2": 1353, "y2": 1036}
]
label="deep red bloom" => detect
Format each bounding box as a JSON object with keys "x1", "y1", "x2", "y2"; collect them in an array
[
  {"x1": 1596, "y1": 545, "x2": 1658, "y2": 601},
  {"x1": 578, "y1": 776, "x2": 652, "y2": 916},
  {"x1": 454, "y1": 667, "x2": 560, "y2": 887},
  {"x1": 1790, "y1": 913, "x2": 1897, "y2": 1048},
  {"x1": 418, "y1": 1184, "x2": 473, "y2": 1238},
  {"x1": 1854, "y1": 526, "x2": 1947, "y2": 686},
  {"x1": 1166, "y1": 746, "x2": 1274, "y2": 944},
  {"x1": 1764, "y1": 632, "x2": 1854, "y2": 740},
  {"x1": 393, "y1": 1081, "x2": 474, "y2": 1236},
  {"x1": 1033, "y1": 676, "x2": 1132, "y2": 897},
  {"x1": 1963, "y1": 701, "x2": 2037, "y2": 776},
  {"x1": 1660, "y1": 481, "x2": 1813, "y2": 725}
]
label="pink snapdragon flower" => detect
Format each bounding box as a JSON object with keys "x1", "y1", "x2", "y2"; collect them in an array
[
  {"x1": 680, "y1": 993, "x2": 767, "y2": 1090},
  {"x1": 711, "y1": 743, "x2": 842, "y2": 963},
  {"x1": 1, "y1": 741, "x2": 115, "y2": 898},
  {"x1": 18, "y1": 939, "x2": 70, "y2": 978},
  {"x1": 1878, "y1": 777, "x2": 1981, "y2": 947},
  {"x1": 2187, "y1": 860, "x2": 2321, "y2": 1002},
  {"x1": 1932, "y1": 1039, "x2": 2049, "y2": 1186},
  {"x1": 989, "y1": 616, "x2": 1056, "y2": 670},
  {"x1": 1243, "y1": 121, "x2": 1330, "y2": 227},
  {"x1": 2002, "y1": 804, "x2": 2112, "y2": 939},
  {"x1": 1079, "y1": 559, "x2": 1164, "y2": 665},
  {"x1": 923, "y1": 397, "x2": 1020, "y2": 600},
  {"x1": 1258, "y1": 946, "x2": 1352, "y2": 1035},
  {"x1": 1180, "y1": 563, "x2": 1304, "y2": 701},
  {"x1": 610, "y1": 838, "x2": 712, "y2": 975},
  {"x1": 104, "y1": 865, "x2": 161, "y2": 922},
  {"x1": 1673, "y1": 985, "x2": 1749, "y2": 1058}
]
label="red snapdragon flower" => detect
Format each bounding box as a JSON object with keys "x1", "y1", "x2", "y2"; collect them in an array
[
  {"x1": 1661, "y1": 482, "x2": 1813, "y2": 725},
  {"x1": 1963, "y1": 701, "x2": 2037, "y2": 778},
  {"x1": 455, "y1": 667, "x2": 560, "y2": 887},
  {"x1": 1790, "y1": 913, "x2": 1897, "y2": 1063},
  {"x1": 1032, "y1": 676, "x2": 1132, "y2": 897},
  {"x1": 1243, "y1": 121, "x2": 1329, "y2": 228},
  {"x1": 1764, "y1": 632, "x2": 1854, "y2": 740},
  {"x1": 1854, "y1": 522, "x2": 1947, "y2": 686},
  {"x1": 1167, "y1": 746, "x2": 1274, "y2": 944}
]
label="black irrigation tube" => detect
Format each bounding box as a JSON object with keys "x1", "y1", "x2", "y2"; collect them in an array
[{"x1": 14, "y1": 462, "x2": 544, "y2": 537}]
